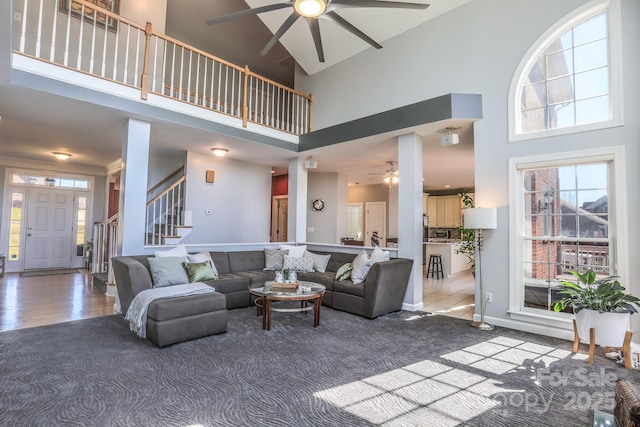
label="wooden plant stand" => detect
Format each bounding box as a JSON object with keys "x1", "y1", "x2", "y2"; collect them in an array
[{"x1": 573, "y1": 319, "x2": 633, "y2": 369}]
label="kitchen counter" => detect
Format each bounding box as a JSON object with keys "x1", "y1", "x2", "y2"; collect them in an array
[{"x1": 424, "y1": 241, "x2": 472, "y2": 277}]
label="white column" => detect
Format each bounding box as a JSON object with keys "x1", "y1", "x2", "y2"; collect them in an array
[
  {"x1": 398, "y1": 133, "x2": 424, "y2": 311},
  {"x1": 287, "y1": 157, "x2": 308, "y2": 243},
  {"x1": 118, "y1": 118, "x2": 151, "y2": 256}
]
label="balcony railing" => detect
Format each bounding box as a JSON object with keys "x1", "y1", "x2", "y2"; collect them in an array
[{"x1": 12, "y1": 0, "x2": 312, "y2": 135}]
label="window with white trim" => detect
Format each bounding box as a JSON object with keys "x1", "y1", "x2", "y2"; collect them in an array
[
  {"x1": 509, "y1": 147, "x2": 627, "y2": 322},
  {"x1": 509, "y1": 0, "x2": 622, "y2": 141}
]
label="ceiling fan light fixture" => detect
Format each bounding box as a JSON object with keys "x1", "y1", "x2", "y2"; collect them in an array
[
  {"x1": 383, "y1": 176, "x2": 391, "y2": 184},
  {"x1": 294, "y1": 0, "x2": 326, "y2": 17},
  {"x1": 391, "y1": 175, "x2": 399, "y2": 184}
]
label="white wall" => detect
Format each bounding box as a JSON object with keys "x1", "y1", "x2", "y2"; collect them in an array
[
  {"x1": 307, "y1": 172, "x2": 343, "y2": 244},
  {"x1": 183, "y1": 152, "x2": 272, "y2": 243},
  {"x1": 120, "y1": 0, "x2": 167, "y2": 33},
  {"x1": 147, "y1": 148, "x2": 186, "y2": 189},
  {"x1": 297, "y1": 0, "x2": 640, "y2": 336}
]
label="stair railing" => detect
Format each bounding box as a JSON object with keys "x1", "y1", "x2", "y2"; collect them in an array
[
  {"x1": 146, "y1": 176, "x2": 186, "y2": 245},
  {"x1": 92, "y1": 213, "x2": 119, "y2": 274}
]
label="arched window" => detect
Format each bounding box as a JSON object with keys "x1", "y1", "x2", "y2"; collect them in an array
[{"x1": 509, "y1": 0, "x2": 622, "y2": 141}]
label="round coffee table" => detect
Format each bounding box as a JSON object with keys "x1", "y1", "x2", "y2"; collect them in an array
[{"x1": 249, "y1": 281, "x2": 326, "y2": 331}]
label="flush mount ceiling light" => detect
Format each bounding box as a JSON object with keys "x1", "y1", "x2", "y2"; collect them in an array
[
  {"x1": 211, "y1": 148, "x2": 228, "y2": 157},
  {"x1": 53, "y1": 152, "x2": 71, "y2": 160},
  {"x1": 294, "y1": 0, "x2": 326, "y2": 17}
]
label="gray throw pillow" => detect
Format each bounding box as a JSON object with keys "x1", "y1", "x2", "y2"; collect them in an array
[
  {"x1": 264, "y1": 249, "x2": 288, "y2": 271},
  {"x1": 283, "y1": 255, "x2": 314, "y2": 272},
  {"x1": 351, "y1": 250, "x2": 372, "y2": 284},
  {"x1": 305, "y1": 251, "x2": 331, "y2": 273},
  {"x1": 148, "y1": 256, "x2": 189, "y2": 287}
]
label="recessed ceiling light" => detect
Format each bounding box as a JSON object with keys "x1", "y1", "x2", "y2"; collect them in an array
[
  {"x1": 211, "y1": 148, "x2": 228, "y2": 157},
  {"x1": 53, "y1": 152, "x2": 71, "y2": 160},
  {"x1": 444, "y1": 185, "x2": 451, "y2": 188}
]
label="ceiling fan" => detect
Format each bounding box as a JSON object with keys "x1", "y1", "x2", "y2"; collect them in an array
[
  {"x1": 206, "y1": 0, "x2": 430, "y2": 63},
  {"x1": 369, "y1": 161, "x2": 399, "y2": 185}
]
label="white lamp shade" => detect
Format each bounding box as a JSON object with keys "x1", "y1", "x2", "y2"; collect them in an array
[{"x1": 463, "y1": 208, "x2": 497, "y2": 229}]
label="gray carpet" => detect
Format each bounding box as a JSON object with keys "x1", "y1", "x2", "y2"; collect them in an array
[{"x1": 0, "y1": 308, "x2": 636, "y2": 426}]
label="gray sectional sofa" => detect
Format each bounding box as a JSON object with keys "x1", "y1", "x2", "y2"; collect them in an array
[{"x1": 112, "y1": 248, "x2": 413, "y2": 347}]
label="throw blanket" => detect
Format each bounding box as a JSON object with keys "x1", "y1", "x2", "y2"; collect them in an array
[{"x1": 125, "y1": 282, "x2": 215, "y2": 338}]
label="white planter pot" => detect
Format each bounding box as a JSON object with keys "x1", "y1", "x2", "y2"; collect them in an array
[{"x1": 575, "y1": 309, "x2": 630, "y2": 347}]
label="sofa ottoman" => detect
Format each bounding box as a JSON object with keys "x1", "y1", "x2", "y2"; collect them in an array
[{"x1": 146, "y1": 291, "x2": 228, "y2": 347}]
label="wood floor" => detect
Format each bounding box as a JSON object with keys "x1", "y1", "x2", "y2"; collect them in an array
[
  {"x1": 0, "y1": 270, "x2": 115, "y2": 332},
  {"x1": 422, "y1": 269, "x2": 476, "y2": 320},
  {"x1": 0, "y1": 268, "x2": 475, "y2": 333}
]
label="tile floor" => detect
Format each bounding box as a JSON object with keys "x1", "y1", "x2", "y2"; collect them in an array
[{"x1": 422, "y1": 270, "x2": 476, "y2": 320}]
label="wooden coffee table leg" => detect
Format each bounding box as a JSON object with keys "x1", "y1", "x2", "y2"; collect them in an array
[
  {"x1": 266, "y1": 299, "x2": 272, "y2": 331},
  {"x1": 313, "y1": 295, "x2": 321, "y2": 327}
]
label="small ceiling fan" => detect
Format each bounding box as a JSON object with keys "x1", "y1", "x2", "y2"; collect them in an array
[
  {"x1": 206, "y1": 0, "x2": 430, "y2": 63},
  {"x1": 369, "y1": 161, "x2": 399, "y2": 185}
]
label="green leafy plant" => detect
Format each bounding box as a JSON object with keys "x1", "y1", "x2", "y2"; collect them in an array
[
  {"x1": 553, "y1": 269, "x2": 640, "y2": 314},
  {"x1": 455, "y1": 189, "x2": 476, "y2": 270}
]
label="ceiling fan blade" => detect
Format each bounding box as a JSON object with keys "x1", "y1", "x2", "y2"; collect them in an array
[
  {"x1": 261, "y1": 12, "x2": 300, "y2": 56},
  {"x1": 305, "y1": 17, "x2": 325, "y2": 63},
  {"x1": 325, "y1": 11, "x2": 382, "y2": 49},
  {"x1": 331, "y1": 0, "x2": 430, "y2": 10},
  {"x1": 206, "y1": 3, "x2": 291, "y2": 26}
]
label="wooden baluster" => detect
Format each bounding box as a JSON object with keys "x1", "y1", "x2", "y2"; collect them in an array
[{"x1": 141, "y1": 22, "x2": 152, "y2": 100}]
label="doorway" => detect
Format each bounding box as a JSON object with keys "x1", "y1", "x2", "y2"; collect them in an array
[
  {"x1": 271, "y1": 196, "x2": 288, "y2": 242},
  {"x1": 365, "y1": 201, "x2": 386, "y2": 247},
  {"x1": 24, "y1": 188, "x2": 75, "y2": 269}
]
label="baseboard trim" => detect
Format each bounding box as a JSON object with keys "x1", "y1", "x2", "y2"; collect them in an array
[
  {"x1": 402, "y1": 302, "x2": 425, "y2": 312},
  {"x1": 473, "y1": 313, "x2": 574, "y2": 341}
]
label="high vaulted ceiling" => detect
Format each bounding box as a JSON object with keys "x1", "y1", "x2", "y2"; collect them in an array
[{"x1": 0, "y1": 0, "x2": 476, "y2": 192}]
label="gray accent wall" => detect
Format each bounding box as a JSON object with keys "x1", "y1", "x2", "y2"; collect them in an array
[
  {"x1": 296, "y1": 0, "x2": 640, "y2": 335},
  {"x1": 307, "y1": 172, "x2": 345, "y2": 244}
]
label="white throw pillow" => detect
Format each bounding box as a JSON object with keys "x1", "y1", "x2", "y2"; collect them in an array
[
  {"x1": 351, "y1": 250, "x2": 372, "y2": 284},
  {"x1": 305, "y1": 251, "x2": 331, "y2": 273},
  {"x1": 187, "y1": 250, "x2": 218, "y2": 275},
  {"x1": 154, "y1": 245, "x2": 188, "y2": 260},
  {"x1": 283, "y1": 255, "x2": 314, "y2": 272},
  {"x1": 279, "y1": 244, "x2": 307, "y2": 258},
  {"x1": 370, "y1": 246, "x2": 390, "y2": 263}
]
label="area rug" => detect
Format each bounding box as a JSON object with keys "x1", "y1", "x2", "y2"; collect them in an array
[
  {"x1": 0, "y1": 308, "x2": 635, "y2": 426},
  {"x1": 19, "y1": 268, "x2": 81, "y2": 277}
]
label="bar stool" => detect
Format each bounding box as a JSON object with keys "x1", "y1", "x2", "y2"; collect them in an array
[{"x1": 427, "y1": 254, "x2": 443, "y2": 279}]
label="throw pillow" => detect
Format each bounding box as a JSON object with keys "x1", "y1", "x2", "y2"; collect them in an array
[
  {"x1": 182, "y1": 261, "x2": 218, "y2": 282},
  {"x1": 154, "y1": 245, "x2": 188, "y2": 260},
  {"x1": 264, "y1": 249, "x2": 289, "y2": 271},
  {"x1": 283, "y1": 254, "x2": 314, "y2": 272},
  {"x1": 279, "y1": 244, "x2": 307, "y2": 258},
  {"x1": 370, "y1": 246, "x2": 390, "y2": 263},
  {"x1": 187, "y1": 250, "x2": 219, "y2": 275},
  {"x1": 148, "y1": 256, "x2": 189, "y2": 287},
  {"x1": 305, "y1": 251, "x2": 331, "y2": 273},
  {"x1": 335, "y1": 263, "x2": 353, "y2": 281},
  {"x1": 351, "y1": 250, "x2": 373, "y2": 284}
]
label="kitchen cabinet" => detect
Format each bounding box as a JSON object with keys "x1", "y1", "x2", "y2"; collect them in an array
[{"x1": 426, "y1": 195, "x2": 462, "y2": 227}]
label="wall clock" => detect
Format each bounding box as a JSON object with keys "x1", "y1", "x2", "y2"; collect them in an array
[{"x1": 312, "y1": 199, "x2": 325, "y2": 211}]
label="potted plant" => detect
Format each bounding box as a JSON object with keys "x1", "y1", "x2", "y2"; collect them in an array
[
  {"x1": 455, "y1": 189, "x2": 476, "y2": 272},
  {"x1": 553, "y1": 269, "x2": 640, "y2": 347}
]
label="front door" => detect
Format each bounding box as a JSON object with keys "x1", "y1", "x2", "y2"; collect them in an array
[
  {"x1": 365, "y1": 201, "x2": 386, "y2": 247},
  {"x1": 24, "y1": 188, "x2": 74, "y2": 270}
]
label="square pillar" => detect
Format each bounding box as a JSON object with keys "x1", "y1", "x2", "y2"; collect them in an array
[
  {"x1": 398, "y1": 133, "x2": 424, "y2": 311},
  {"x1": 287, "y1": 157, "x2": 308, "y2": 243}
]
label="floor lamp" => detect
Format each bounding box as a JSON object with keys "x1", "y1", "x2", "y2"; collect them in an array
[{"x1": 462, "y1": 207, "x2": 498, "y2": 331}]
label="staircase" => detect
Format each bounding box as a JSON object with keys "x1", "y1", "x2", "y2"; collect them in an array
[
  {"x1": 91, "y1": 168, "x2": 191, "y2": 291},
  {"x1": 145, "y1": 168, "x2": 192, "y2": 245}
]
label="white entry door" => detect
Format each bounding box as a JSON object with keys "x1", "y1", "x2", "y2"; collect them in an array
[
  {"x1": 24, "y1": 188, "x2": 75, "y2": 270},
  {"x1": 365, "y1": 201, "x2": 386, "y2": 247}
]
